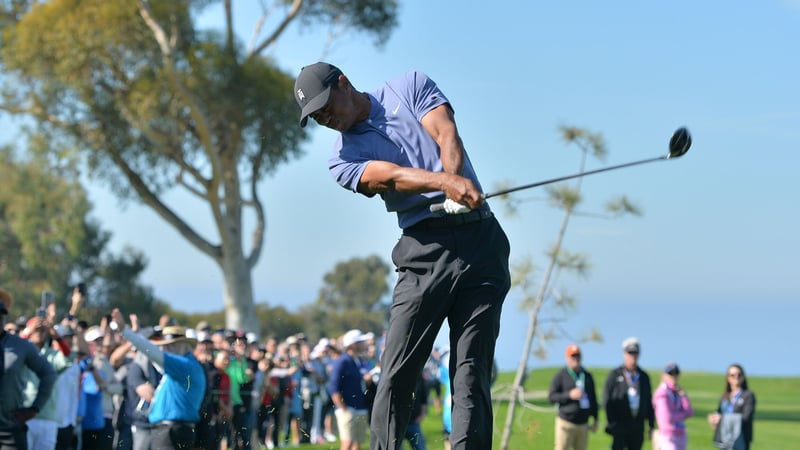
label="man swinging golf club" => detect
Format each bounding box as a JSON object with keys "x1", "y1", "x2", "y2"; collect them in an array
[{"x1": 294, "y1": 62, "x2": 511, "y2": 450}]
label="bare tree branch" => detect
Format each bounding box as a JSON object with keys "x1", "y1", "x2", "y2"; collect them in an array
[
  {"x1": 247, "y1": 0, "x2": 269, "y2": 54},
  {"x1": 247, "y1": 0, "x2": 303, "y2": 59},
  {"x1": 137, "y1": 0, "x2": 172, "y2": 56},
  {"x1": 107, "y1": 150, "x2": 220, "y2": 261},
  {"x1": 245, "y1": 151, "x2": 266, "y2": 269},
  {"x1": 224, "y1": 0, "x2": 234, "y2": 49}
]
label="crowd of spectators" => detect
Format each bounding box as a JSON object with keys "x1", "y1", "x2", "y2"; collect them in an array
[{"x1": 0, "y1": 286, "x2": 396, "y2": 450}]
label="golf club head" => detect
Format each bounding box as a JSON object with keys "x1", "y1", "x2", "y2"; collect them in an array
[{"x1": 668, "y1": 127, "x2": 692, "y2": 158}]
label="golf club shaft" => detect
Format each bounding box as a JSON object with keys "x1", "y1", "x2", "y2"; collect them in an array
[
  {"x1": 485, "y1": 154, "x2": 667, "y2": 199},
  {"x1": 429, "y1": 154, "x2": 668, "y2": 212}
]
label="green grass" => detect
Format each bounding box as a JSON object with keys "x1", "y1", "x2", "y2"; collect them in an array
[{"x1": 288, "y1": 368, "x2": 800, "y2": 449}]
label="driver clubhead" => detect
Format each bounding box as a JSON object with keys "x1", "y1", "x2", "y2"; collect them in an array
[{"x1": 668, "y1": 127, "x2": 692, "y2": 158}]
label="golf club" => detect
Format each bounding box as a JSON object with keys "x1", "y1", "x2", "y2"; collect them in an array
[{"x1": 430, "y1": 127, "x2": 692, "y2": 212}]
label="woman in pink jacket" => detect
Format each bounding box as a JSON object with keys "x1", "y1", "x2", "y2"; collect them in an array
[{"x1": 652, "y1": 362, "x2": 694, "y2": 450}]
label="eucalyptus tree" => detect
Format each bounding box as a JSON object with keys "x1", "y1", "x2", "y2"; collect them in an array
[
  {"x1": 0, "y1": 0, "x2": 398, "y2": 331},
  {"x1": 0, "y1": 143, "x2": 165, "y2": 323}
]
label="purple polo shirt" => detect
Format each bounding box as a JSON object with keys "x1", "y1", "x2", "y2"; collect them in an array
[{"x1": 328, "y1": 71, "x2": 486, "y2": 229}]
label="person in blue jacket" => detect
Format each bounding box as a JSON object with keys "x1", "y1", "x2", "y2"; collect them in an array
[{"x1": 111, "y1": 309, "x2": 205, "y2": 450}]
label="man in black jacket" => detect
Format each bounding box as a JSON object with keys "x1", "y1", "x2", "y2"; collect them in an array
[
  {"x1": 602, "y1": 337, "x2": 655, "y2": 450},
  {"x1": 548, "y1": 344, "x2": 598, "y2": 450}
]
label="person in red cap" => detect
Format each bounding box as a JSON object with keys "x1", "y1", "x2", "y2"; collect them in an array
[{"x1": 548, "y1": 344, "x2": 599, "y2": 450}]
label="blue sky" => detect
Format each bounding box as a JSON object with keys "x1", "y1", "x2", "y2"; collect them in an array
[{"x1": 8, "y1": 2, "x2": 799, "y2": 375}]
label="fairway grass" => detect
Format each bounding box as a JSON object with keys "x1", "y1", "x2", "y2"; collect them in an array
[{"x1": 298, "y1": 367, "x2": 800, "y2": 449}]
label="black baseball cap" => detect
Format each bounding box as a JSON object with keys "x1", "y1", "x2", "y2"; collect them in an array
[{"x1": 294, "y1": 62, "x2": 343, "y2": 128}]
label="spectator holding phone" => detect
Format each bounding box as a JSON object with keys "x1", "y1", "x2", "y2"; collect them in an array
[{"x1": 20, "y1": 315, "x2": 76, "y2": 450}]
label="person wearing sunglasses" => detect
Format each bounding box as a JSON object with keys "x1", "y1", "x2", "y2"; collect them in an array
[
  {"x1": 708, "y1": 364, "x2": 756, "y2": 450},
  {"x1": 548, "y1": 344, "x2": 599, "y2": 450},
  {"x1": 602, "y1": 337, "x2": 655, "y2": 450}
]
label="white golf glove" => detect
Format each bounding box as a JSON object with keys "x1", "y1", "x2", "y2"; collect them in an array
[{"x1": 442, "y1": 198, "x2": 470, "y2": 214}]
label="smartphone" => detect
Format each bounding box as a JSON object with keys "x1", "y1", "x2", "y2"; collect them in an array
[
  {"x1": 76, "y1": 282, "x2": 87, "y2": 296},
  {"x1": 41, "y1": 291, "x2": 54, "y2": 310}
]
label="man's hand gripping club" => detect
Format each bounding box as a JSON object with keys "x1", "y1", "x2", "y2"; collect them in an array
[{"x1": 436, "y1": 173, "x2": 484, "y2": 214}]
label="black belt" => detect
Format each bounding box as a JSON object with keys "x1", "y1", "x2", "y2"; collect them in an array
[
  {"x1": 408, "y1": 209, "x2": 493, "y2": 230},
  {"x1": 153, "y1": 421, "x2": 195, "y2": 427}
]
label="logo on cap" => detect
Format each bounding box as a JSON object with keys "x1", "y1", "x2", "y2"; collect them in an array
[{"x1": 296, "y1": 89, "x2": 305, "y2": 102}]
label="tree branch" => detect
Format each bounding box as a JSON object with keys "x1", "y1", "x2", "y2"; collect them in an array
[
  {"x1": 104, "y1": 84, "x2": 210, "y2": 191},
  {"x1": 106, "y1": 150, "x2": 221, "y2": 261},
  {"x1": 137, "y1": 0, "x2": 223, "y2": 182},
  {"x1": 245, "y1": 152, "x2": 266, "y2": 269},
  {"x1": 246, "y1": 0, "x2": 269, "y2": 55},
  {"x1": 137, "y1": 0, "x2": 172, "y2": 57},
  {"x1": 176, "y1": 172, "x2": 209, "y2": 202},
  {"x1": 224, "y1": 0, "x2": 234, "y2": 49},
  {"x1": 247, "y1": 0, "x2": 303, "y2": 59}
]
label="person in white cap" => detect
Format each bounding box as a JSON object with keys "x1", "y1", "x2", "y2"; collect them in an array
[
  {"x1": 602, "y1": 337, "x2": 655, "y2": 450},
  {"x1": 328, "y1": 330, "x2": 371, "y2": 450}
]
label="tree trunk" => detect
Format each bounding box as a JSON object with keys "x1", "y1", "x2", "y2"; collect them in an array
[
  {"x1": 499, "y1": 150, "x2": 588, "y2": 450},
  {"x1": 220, "y1": 248, "x2": 259, "y2": 333},
  {"x1": 498, "y1": 235, "x2": 560, "y2": 450}
]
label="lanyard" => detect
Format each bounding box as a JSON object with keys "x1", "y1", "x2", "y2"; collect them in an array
[
  {"x1": 623, "y1": 369, "x2": 640, "y2": 388},
  {"x1": 729, "y1": 390, "x2": 743, "y2": 412},
  {"x1": 567, "y1": 367, "x2": 585, "y2": 385}
]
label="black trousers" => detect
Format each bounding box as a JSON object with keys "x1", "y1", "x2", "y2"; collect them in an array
[
  {"x1": 55, "y1": 425, "x2": 76, "y2": 450},
  {"x1": 150, "y1": 422, "x2": 196, "y2": 450},
  {"x1": 0, "y1": 427, "x2": 27, "y2": 450},
  {"x1": 610, "y1": 426, "x2": 645, "y2": 450},
  {"x1": 370, "y1": 215, "x2": 511, "y2": 450}
]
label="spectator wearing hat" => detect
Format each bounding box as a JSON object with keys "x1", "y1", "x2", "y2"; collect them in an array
[
  {"x1": 652, "y1": 362, "x2": 693, "y2": 450},
  {"x1": 602, "y1": 337, "x2": 655, "y2": 450},
  {"x1": 84, "y1": 323, "x2": 125, "y2": 447},
  {"x1": 0, "y1": 288, "x2": 57, "y2": 450},
  {"x1": 328, "y1": 329, "x2": 371, "y2": 450},
  {"x1": 111, "y1": 309, "x2": 206, "y2": 450},
  {"x1": 548, "y1": 344, "x2": 599, "y2": 450},
  {"x1": 227, "y1": 331, "x2": 257, "y2": 450}
]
